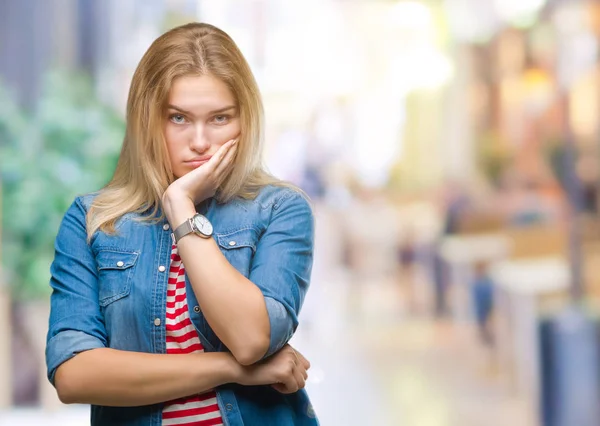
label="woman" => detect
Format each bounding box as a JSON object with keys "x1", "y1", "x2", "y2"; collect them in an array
[{"x1": 45, "y1": 22, "x2": 318, "y2": 426}]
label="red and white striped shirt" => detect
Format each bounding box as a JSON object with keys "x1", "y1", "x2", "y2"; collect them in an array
[{"x1": 162, "y1": 245, "x2": 224, "y2": 426}]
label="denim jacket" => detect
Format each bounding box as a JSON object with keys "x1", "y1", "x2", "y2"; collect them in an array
[{"x1": 45, "y1": 185, "x2": 319, "y2": 426}]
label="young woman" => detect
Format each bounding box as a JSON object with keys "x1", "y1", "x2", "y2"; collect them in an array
[{"x1": 45, "y1": 22, "x2": 318, "y2": 426}]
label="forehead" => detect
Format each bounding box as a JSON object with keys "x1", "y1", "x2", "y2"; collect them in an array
[{"x1": 168, "y1": 74, "x2": 235, "y2": 108}]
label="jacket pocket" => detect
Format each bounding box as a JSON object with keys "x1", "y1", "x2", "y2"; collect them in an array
[
  {"x1": 96, "y1": 249, "x2": 139, "y2": 307},
  {"x1": 215, "y1": 227, "x2": 259, "y2": 277}
]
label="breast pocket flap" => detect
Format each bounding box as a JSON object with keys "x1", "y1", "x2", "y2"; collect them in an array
[
  {"x1": 96, "y1": 249, "x2": 139, "y2": 306},
  {"x1": 215, "y1": 228, "x2": 258, "y2": 253}
]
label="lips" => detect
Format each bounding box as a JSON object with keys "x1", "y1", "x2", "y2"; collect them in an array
[{"x1": 184, "y1": 155, "x2": 212, "y2": 168}]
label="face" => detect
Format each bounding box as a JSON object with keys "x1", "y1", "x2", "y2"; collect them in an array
[{"x1": 164, "y1": 74, "x2": 241, "y2": 178}]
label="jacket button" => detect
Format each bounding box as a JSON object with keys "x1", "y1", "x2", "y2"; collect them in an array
[
  {"x1": 163, "y1": 224, "x2": 170, "y2": 231},
  {"x1": 154, "y1": 318, "x2": 161, "y2": 326},
  {"x1": 193, "y1": 305, "x2": 200, "y2": 313},
  {"x1": 116, "y1": 261, "x2": 124, "y2": 267},
  {"x1": 158, "y1": 265, "x2": 166, "y2": 272},
  {"x1": 225, "y1": 403, "x2": 233, "y2": 411},
  {"x1": 228, "y1": 241, "x2": 236, "y2": 246}
]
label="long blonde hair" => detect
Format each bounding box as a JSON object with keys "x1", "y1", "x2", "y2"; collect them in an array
[{"x1": 87, "y1": 22, "x2": 287, "y2": 239}]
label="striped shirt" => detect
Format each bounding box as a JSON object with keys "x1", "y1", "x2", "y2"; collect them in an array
[{"x1": 162, "y1": 245, "x2": 224, "y2": 426}]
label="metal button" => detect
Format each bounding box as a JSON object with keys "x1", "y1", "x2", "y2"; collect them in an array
[
  {"x1": 225, "y1": 403, "x2": 233, "y2": 411},
  {"x1": 228, "y1": 241, "x2": 237, "y2": 246},
  {"x1": 163, "y1": 224, "x2": 170, "y2": 231},
  {"x1": 154, "y1": 318, "x2": 161, "y2": 326},
  {"x1": 158, "y1": 265, "x2": 166, "y2": 272},
  {"x1": 116, "y1": 261, "x2": 124, "y2": 267},
  {"x1": 193, "y1": 305, "x2": 200, "y2": 313}
]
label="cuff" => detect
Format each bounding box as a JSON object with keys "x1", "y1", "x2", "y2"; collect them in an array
[
  {"x1": 264, "y1": 297, "x2": 296, "y2": 358},
  {"x1": 46, "y1": 329, "x2": 106, "y2": 385}
]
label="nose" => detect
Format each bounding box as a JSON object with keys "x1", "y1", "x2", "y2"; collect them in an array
[{"x1": 190, "y1": 125, "x2": 210, "y2": 153}]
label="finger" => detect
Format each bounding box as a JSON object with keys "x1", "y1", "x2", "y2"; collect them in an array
[
  {"x1": 271, "y1": 383, "x2": 288, "y2": 394},
  {"x1": 281, "y1": 363, "x2": 299, "y2": 394},
  {"x1": 205, "y1": 139, "x2": 236, "y2": 171},
  {"x1": 214, "y1": 150, "x2": 238, "y2": 189},
  {"x1": 291, "y1": 350, "x2": 308, "y2": 380},
  {"x1": 293, "y1": 365, "x2": 306, "y2": 390},
  {"x1": 213, "y1": 140, "x2": 238, "y2": 184},
  {"x1": 295, "y1": 363, "x2": 308, "y2": 381},
  {"x1": 215, "y1": 140, "x2": 238, "y2": 177},
  {"x1": 279, "y1": 376, "x2": 297, "y2": 394},
  {"x1": 293, "y1": 349, "x2": 311, "y2": 370}
]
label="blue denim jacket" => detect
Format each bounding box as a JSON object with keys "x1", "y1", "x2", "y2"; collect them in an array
[{"x1": 45, "y1": 185, "x2": 319, "y2": 426}]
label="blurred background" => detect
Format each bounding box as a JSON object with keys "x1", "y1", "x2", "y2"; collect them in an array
[{"x1": 2, "y1": 0, "x2": 600, "y2": 425}]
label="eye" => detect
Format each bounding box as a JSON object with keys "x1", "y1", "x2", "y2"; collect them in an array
[
  {"x1": 169, "y1": 114, "x2": 188, "y2": 125},
  {"x1": 212, "y1": 115, "x2": 230, "y2": 125}
]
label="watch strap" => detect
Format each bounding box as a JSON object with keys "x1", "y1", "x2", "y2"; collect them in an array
[{"x1": 172, "y1": 219, "x2": 194, "y2": 244}]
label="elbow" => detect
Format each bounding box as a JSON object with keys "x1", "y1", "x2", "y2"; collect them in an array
[
  {"x1": 54, "y1": 368, "x2": 78, "y2": 404},
  {"x1": 232, "y1": 336, "x2": 270, "y2": 366},
  {"x1": 56, "y1": 385, "x2": 76, "y2": 405},
  {"x1": 54, "y1": 359, "x2": 86, "y2": 405}
]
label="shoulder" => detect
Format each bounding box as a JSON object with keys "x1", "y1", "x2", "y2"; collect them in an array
[
  {"x1": 249, "y1": 185, "x2": 313, "y2": 212},
  {"x1": 216, "y1": 185, "x2": 313, "y2": 231},
  {"x1": 254, "y1": 186, "x2": 314, "y2": 233},
  {"x1": 72, "y1": 191, "x2": 102, "y2": 212}
]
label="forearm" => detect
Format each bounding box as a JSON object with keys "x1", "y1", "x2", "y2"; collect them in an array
[
  {"x1": 163, "y1": 194, "x2": 270, "y2": 364},
  {"x1": 178, "y1": 235, "x2": 270, "y2": 363},
  {"x1": 55, "y1": 348, "x2": 238, "y2": 406}
]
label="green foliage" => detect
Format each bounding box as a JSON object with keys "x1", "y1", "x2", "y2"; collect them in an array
[{"x1": 0, "y1": 71, "x2": 125, "y2": 299}]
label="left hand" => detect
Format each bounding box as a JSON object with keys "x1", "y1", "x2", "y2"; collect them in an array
[{"x1": 162, "y1": 138, "x2": 238, "y2": 218}]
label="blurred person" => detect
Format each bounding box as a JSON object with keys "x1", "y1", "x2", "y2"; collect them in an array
[
  {"x1": 430, "y1": 181, "x2": 471, "y2": 318},
  {"x1": 577, "y1": 155, "x2": 599, "y2": 215},
  {"x1": 470, "y1": 261, "x2": 495, "y2": 346},
  {"x1": 45, "y1": 23, "x2": 318, "y2": 426},
  {"x1": 396, "y1": 229, "x2": 419, "y2": 315}
]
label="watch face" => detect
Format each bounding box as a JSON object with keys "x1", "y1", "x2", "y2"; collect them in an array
[{"x1": 193, "y1": 214, "x2": 213, "y2": 236}]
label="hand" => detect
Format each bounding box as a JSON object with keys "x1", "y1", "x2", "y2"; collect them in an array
[
  {"x1": 235, "y1": 344, "x2": 311, "y2": 394},
  {"x1": 163, "y1": 138, "x2": 238, "y2": 207}
]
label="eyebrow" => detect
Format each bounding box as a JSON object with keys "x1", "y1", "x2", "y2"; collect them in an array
[{"x1": 166, "y1": 104, "x2": 237, "y2": 115}]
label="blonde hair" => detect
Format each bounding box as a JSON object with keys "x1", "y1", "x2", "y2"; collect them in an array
[{"x1": 87, "y1": 22, "x2": 290, "y2": 239}]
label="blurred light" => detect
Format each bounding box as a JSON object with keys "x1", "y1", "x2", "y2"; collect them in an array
[
  {"x1": 494, "y1": 0, "x2": 547, "y2": 26},
  {"x1": 444, "y1": 0, "x2": 501, "y2": 43},
  {"x1": 557, "y1": 33, "x2": 598, "y2": 89},
  {"x1": 570, "y1": 70, "x2": 600, "y2": 139},
  {"x1": 552, "y1": 2, "x2": 590, "y2": 35},
  {"x1": 389, "y1": 1, "x2": 432, "y2": 30},
  {"x1": 522, "y1": 68, "x2": 554, "y2": 116},
  {"x1": 390, "y1": 49, "x2": 454, "y2": 93},
  {"x1": 352, "y1": 91, "x2": 405, "y2": 188}
]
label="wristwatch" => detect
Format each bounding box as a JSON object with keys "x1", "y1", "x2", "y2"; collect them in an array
[{"x1": 172, "y1": 213, "x2": 214, "y2": 244}]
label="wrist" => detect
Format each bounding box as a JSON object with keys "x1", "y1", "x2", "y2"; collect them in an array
[
  {"x1": 162, "y1": 189, "x2": 196, "y2": 227},
  {"x1": 218, "y1": 353, "x2": 244, "y2": 384}
]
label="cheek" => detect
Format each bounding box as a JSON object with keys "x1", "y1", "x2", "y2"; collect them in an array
[
  {"x1": 207, "y1": 121, "x2": 241, "y2": 145},
  {"x1": 164, "y1": 126, "x2": 188, "y2": 153},
  {"x1": 164, "y1": 126, "x2": 188, "y2": 176}
]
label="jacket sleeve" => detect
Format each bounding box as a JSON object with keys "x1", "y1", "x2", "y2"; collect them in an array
[
  {"x1": 249, "y1": 192, "x2": 315, "y2": 358},
  {"x1": 45, "y1": 197, "x2": 107, "y2": 385}
]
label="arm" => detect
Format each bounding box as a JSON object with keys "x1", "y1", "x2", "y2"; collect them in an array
[
  {"x1": 46, "y1": 198, "x2": 236, "y2": 406},
  {"x1": 163, "y1": 193, "x2": 270, "y2": 365},
  {"x1": 55, "y1": 348, "x2": 238, "y2": 406},
  {"x1": 162, "y1": 190, "x2": 315, "y2": 365}
]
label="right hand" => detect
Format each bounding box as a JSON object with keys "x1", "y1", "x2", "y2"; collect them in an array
[{"x1": 236, "y1": 344, "x2": 311, "y2": 394}]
